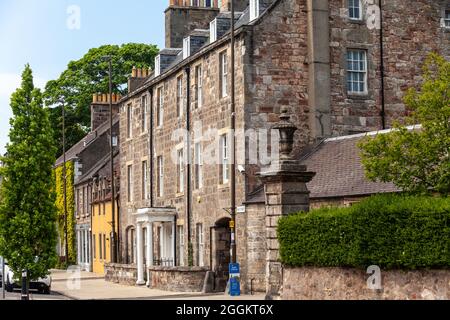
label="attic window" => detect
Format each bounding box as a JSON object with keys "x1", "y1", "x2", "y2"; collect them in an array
[
  {"x1": 155, "y1": 55, "x2": 161, "y2": 77},
  {"x1": 183, "y1": 37, "x2": 191, "y2": 59},
  {"x1": 250, "y1": 0, "x2": 260, "y2": 22},
  {"x1": 210, "y1": 19, "x2": 217, "y2": 43}
]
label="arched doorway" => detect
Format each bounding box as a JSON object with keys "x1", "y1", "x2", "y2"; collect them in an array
[{"x1": 212, "y1": 217, "x2": 231, "y2": 292}]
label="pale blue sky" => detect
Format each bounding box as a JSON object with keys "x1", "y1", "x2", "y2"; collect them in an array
[{"x1": 0, "y1": 0, "x2": 167, "y2": 155}]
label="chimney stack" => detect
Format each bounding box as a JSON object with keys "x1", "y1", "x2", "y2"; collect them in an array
[
  {"x1": 165, "y1": 0, "x2": 220, "y2": 48},
  {"x1": 128, "y1": 66, "x2": 152, "y2": 93},
  {"x1": 90, "y1": 92, "x2": 121, "y2": 131}
]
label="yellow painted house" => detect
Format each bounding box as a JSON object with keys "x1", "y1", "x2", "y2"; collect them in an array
[{"x1": 90, "y1": 155, "x2": 120, "y2": 275}]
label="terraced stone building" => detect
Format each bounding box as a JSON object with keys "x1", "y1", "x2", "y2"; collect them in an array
[{"x1": 114, "y1": 0, "x2": 450, "y2": 293}]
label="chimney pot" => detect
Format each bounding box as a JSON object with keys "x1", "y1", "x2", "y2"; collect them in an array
[{"x1": 132, "y1": 66, "x2": 137, "y2": 77}]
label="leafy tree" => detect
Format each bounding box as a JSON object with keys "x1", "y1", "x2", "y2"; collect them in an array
[
  {"x1": 0, "y1": 65, "x2": 58, "y2": 281},
  {"x1": 359, "y1": 53, "x2": 450, "y2": 195},
  {"x1": 44, "y1": 43, "x2": 159, "y2": 156}
]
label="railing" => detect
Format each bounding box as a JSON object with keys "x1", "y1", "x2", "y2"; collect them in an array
[{"x1": 152, "y1": 258, "x2": 174, "y2": 267}]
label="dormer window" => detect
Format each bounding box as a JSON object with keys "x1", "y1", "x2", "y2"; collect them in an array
[
  {"x1": 155, "y1": 55, "x2": 161, "y2": 77},
  {"x1": 183, "y1": 37, "x2": 191, "y2": 59},
  {"x1": 210, "y1": 19, "x2": 217, "y2": 43},
  {"x1": 250, "y1": 0, "x2": 260, "y2": 22}
]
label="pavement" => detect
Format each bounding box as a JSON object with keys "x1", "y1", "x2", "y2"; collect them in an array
[{"x1": 49, "y1": 269, "x2": 265, "y2": 301}]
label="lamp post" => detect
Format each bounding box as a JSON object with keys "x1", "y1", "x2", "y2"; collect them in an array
[
  {"x1": 62, "y1": 101, "x2": 69, "y2": 266},
  {"x1": 103, "y1": 56, "x2": 117, "y2": 263},
  {"x1": 230, "y1": 0, "x2": 237, "y2": 265}
]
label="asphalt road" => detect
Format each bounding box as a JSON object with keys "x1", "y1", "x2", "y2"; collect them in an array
[{"x1": 0, "y1": 287, "x2": 70, "y2": 300}]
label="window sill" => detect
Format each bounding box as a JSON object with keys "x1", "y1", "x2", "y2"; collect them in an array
[
  {"x1": 347, "y1": 93, "x2": 370, "y2": 100},
  {"x1": 348, "y1": 18, "x2": 364, "y2": 25},
  {"x1": 218, "y1": 182, "x2": 230, "y2": 190},
  {"x1": 176, "y1": 192, "x2": 185, "y2": 198}
]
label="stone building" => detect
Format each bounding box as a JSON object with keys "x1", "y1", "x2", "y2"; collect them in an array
[
  {"x1": 112, "y1": 0, "x2": 449, "y2": 293},
  {"x1": 56, "y1": 93, "x2": 120, "y2": 271}
]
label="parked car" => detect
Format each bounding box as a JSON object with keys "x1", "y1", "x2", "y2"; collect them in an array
[{"x1": 3, "y1": 261, "x2": 52, "y2": 294}]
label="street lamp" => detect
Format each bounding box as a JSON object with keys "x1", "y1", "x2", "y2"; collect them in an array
[
  {"x1": 102, "y1": 55, "x2": 117, "y2": 263},
  {"x1": 61, "y1": 100, "x2": 69, "y2": 267},
  {"x1": 230, "y1": 0, "x2": 237, "y2": 265}
]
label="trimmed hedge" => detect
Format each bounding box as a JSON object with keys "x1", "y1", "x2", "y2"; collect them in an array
[{"x1": 278, "y1": 194, "x2": 450, "y2": 269}]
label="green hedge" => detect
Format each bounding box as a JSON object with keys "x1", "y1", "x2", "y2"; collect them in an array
[{"x1": 278, "y1": 194, "x2": 450, "y2": 270}]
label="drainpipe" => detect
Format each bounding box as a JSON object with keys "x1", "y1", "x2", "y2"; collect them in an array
[
  {"x1": 148, "y1": 88, "x2": 154, "y2": 208},
  {"x1": 116, "y1": 193, "x2": 121, "y2": 263},
  {"x1": 89, "y1": 182, "x2": 93, "y2": 272},
  {"x1": 185, "y1": 66, "x2": 192, "y2": 265},
  {"x1": 379, "y1": 0, "x2": 386, "y2": 129}
]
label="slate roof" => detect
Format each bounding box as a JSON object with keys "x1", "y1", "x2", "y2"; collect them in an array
[
  {"x1": 301, "y1": 135, "x2": 401, "y2": 199},
  {"x1": 54, "y1": 114, "x2": 119, "y2": 167},
  {"x1": 245, "y1": 132, "x2": 402, "y2": 203}
]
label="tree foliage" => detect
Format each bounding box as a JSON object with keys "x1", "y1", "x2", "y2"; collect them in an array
[
  {"x1": 0, "y1": 65, "x2": 58, "y2": 280},
  {"x1": 44, "y1": 43, "x2": 159, "y2": 156},
  {"x1": 54, "y1": 162, "x2": 76, "y2": 265},
  {"x1": 359, "y1": 53, "x2": 450, "y2": 195}
]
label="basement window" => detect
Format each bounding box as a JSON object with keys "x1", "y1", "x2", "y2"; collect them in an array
[{"x1": 250, "y1": 0, "x2": 260, "y2": 22}]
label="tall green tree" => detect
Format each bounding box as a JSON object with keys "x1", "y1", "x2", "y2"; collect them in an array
[
  {"x1": 0, "y1": 65, "x2": 58, "y2": 280},
  {"x1": 44, "y1": 43, "x2": 159, "y2": 156},
  {"x1": 359, "y1": 53, "x2": 450, "y2": 195}
]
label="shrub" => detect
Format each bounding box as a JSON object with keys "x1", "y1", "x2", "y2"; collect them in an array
[{"x1": 278, "y1": 194, "x2": 450, "y2": 270}]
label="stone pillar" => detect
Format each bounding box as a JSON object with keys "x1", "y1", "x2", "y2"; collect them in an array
[
  {"x1": 77, "y1": 230, "x2": 81, "y2": 265},
  {"x1": 259, "y1": 108, "x2": 316, "y2": 300},
  {"x1": 172, "y1": 218, "x2": 176, "y2": 265},
  {"x1": 136, "y1": 222, "x2": 145, "y2": 285},
  {"x1": 146, "y1": 223, "x2": 153, "y2": 286}
]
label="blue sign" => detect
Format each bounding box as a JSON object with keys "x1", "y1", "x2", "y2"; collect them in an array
[
  {"x1": 229, "y1": 263, "x2": 241, "y2": 296},
  {"x1": 229, "y1": 263, "x2": 240, "y2": 275}
]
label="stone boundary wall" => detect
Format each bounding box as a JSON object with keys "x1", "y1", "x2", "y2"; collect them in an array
[
  {"x1": 282, "y1": 267, "x2": 450, "y2": 300},
  {"x1": 147, "y1": 266, "x2": 210, "y2": 292},
  {"x1": 104, "y1": 263, "x2": 138, "y2": 286}
]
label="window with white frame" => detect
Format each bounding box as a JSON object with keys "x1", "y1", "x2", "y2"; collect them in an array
[
  {"x1": 157, "y1": 156, "x2": 164, "y2": 197},
  {"x1": 157, "y1": 87, "x2": 164, "y2": 127},
  {"x1": 195, "y1": 65, "x2": 203, "y2": 108},
  {"x1": 220, "y1": 134, "x2": 229, "y2": 184},
  {"x1": 347, "y1": 49, "x2": 368, "y2": 94},
  {"x1": 190, "y1": 0, "x2": 199, "y2": 6},
  {"x1": 444, "y1": 10, "x2": 450, "y2": 28},
  {"x1": 126, "y1": 104, "x2": 132, "y2": 139},
  {"x1": 194, "y1": 142, "x2": 203, "y2": 189},
  {"x1": 250, "y1": 0, "x2": 260, "y2": 21},
  {"x1": 155, "y1": 55, "x2": 161, "y2": 76},
  {"x1": 127, "y1": 165, "x2": 133, "y2": 202},
  {"x1": 196, "y1": 223, "x2": 204, "y2": 267},
  {"x1": 142, "y1": 160, "x2": 148, "y2": 200},
  {"x1": 210, "y1": 19, "x2": 217, "y2": 43},
  {"x1": 205, "y1": 0, "x2": 213, "y2": 7},
  {"x1": 219, "y1": 51, "x2": 228, "y2": 98},
  {"x1": 348, "y1": 0, "x2": 362, "y2": 20},
  {"x1": 177, "y1": 148, "x2": 184, "y2": 194},
  {"x1": 183, "y1": 37, "x2": 191, "y2": 59},
  {"x1": 177, "y1": 225, "x2": 185, "y2": 266},
  {"x1": 141, "y1": 95, "x2": 148, "y2": 132},
  {"x1": 177, "y1": 76, "x2": 183, "y2": 118}
]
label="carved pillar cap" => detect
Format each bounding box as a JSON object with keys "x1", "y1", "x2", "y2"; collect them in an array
[{"x1": 272, "y1": 107, "x2": 297, "y2": 161}]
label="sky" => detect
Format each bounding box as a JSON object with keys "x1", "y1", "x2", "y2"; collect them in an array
[{"x1": 0, "y1": 0, "x2": 166, "y2": 155}]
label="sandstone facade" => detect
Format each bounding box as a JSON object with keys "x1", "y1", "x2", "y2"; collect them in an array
[{"x1": 116, "y1": 0, "x2": 449, "y2": 294}]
